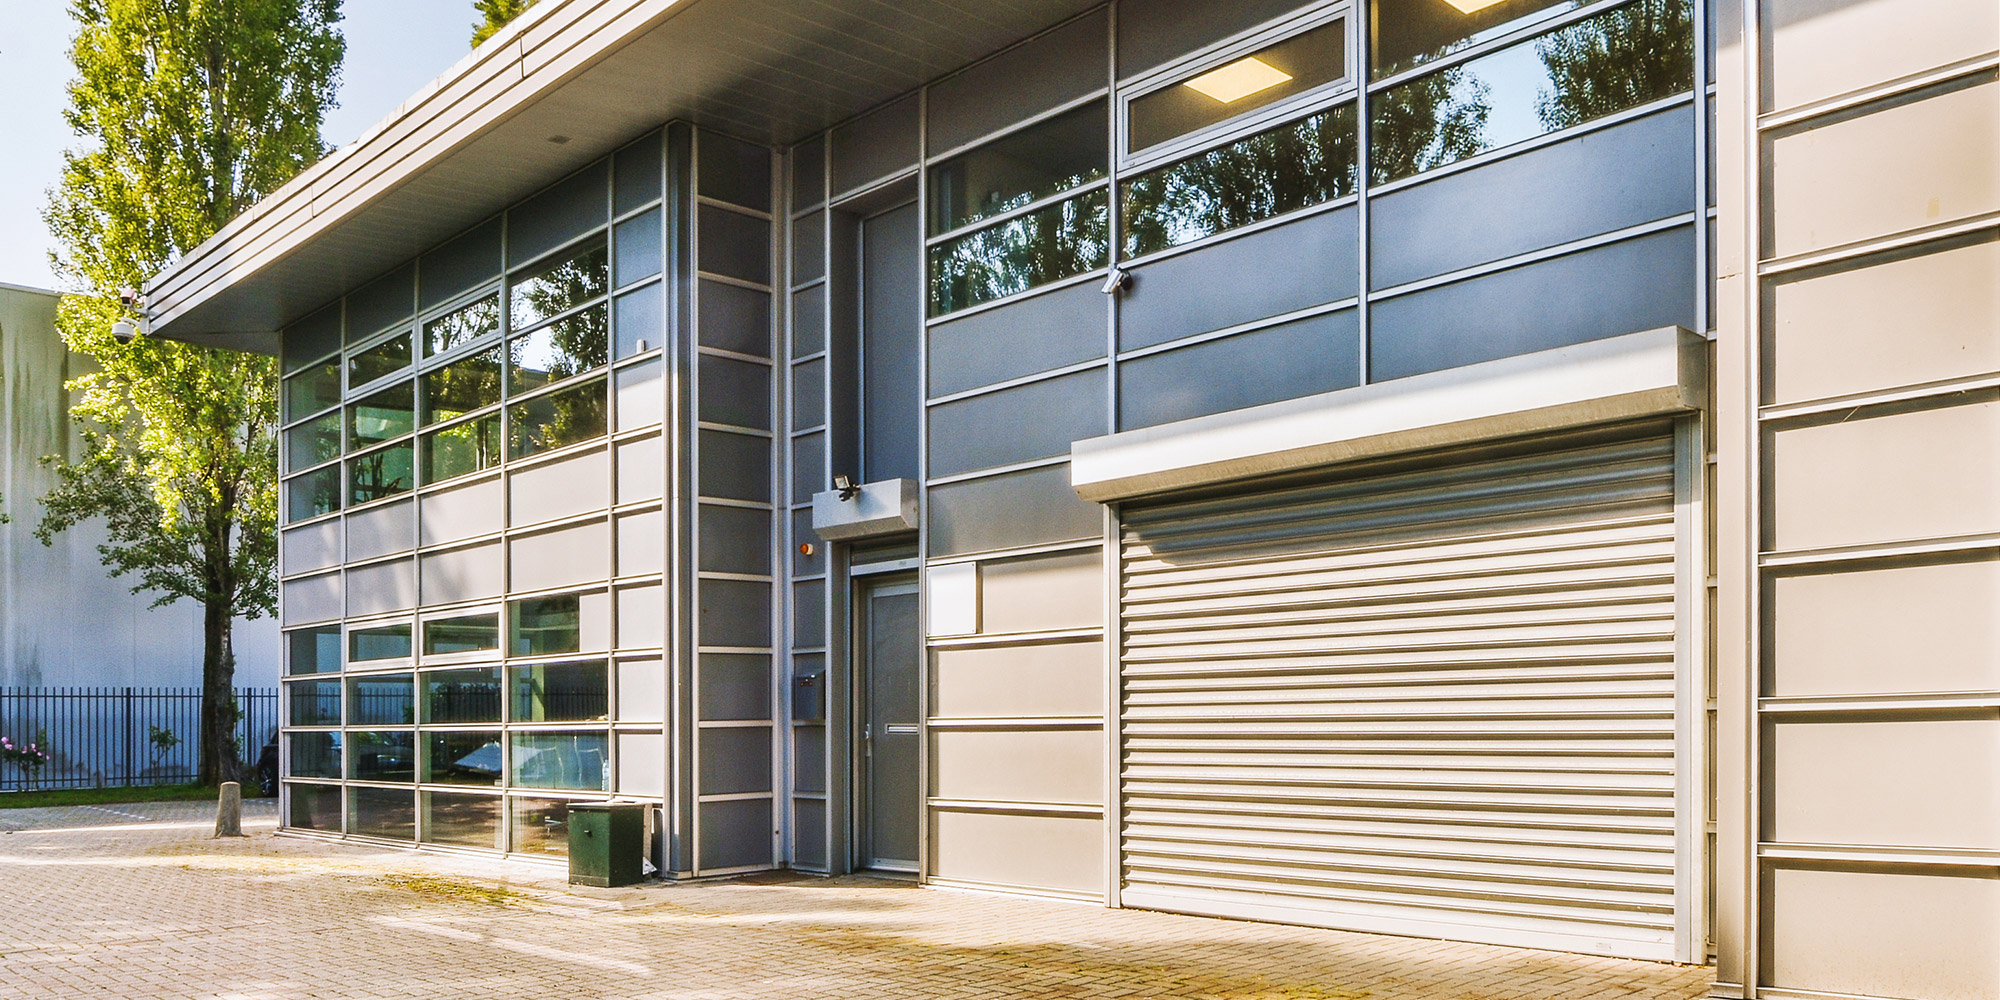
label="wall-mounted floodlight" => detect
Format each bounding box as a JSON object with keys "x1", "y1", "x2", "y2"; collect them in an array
[{"x1": 833, "y1": 474, "x2": 860, "y2": 501}]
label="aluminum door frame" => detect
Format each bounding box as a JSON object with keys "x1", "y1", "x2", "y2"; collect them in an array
[{"x1": 850, "y1": 569, "x2": 923, "y2": 873}]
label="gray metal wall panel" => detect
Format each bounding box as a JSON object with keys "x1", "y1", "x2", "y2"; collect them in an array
[
  {"x1": 1117, "y1": 422, "x2": 1682, "y2": 960},
  {"x1": 1121, "y1": 207, "x2": 1358, "y2": 353},
  {"x1": 698, "y1": 205, "x2": 773, "y2": 285},
  {"x1": 699, "y1": 653, "x2": 774, "y2": 721},
  {"x1": 347, "y1": 499, "x2": 416, "y2": 562},
  {"x1": 1119, "y1": 308, "x2": 1359, "y2": 430},
  {"x1": 927, "y1": 281, "x2": 1107, "y2": 398},
  {"x1": 928, "y1": 368, "x2": 1108, "y2": 479},
  {"x1": 699, "y1": 356, "x2": 773, "y2": 430},
  {"x1": 928, "y1": 464, "x2": 1104, "y2": 557},
  {"x1": 831, "y1": 94, "x2": 920, "y2": 195},
  {"x1": 1369, "y1": 228, "x2": 1698, "y2": 382},
  {"x1": 1370, "y1": 108, "x2": 1695, "y2": 289},
  {"x1": 928, "y1": 9, "x2": 1110, "y2": 153},
  {"x1": 700, "y1": 279, "x2": 773, "y2": 356}
]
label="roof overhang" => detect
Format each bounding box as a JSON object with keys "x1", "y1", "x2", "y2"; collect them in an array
[{"x1": 145, "y1": 0, "x2": 1101, "y2": 353}]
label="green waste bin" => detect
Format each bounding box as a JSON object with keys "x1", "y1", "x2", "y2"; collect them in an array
[{"x1": 567, "y1": 803, "x2": 647, "y2": 887}]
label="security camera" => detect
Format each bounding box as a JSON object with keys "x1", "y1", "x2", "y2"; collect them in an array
[
  {"x1": 110, "y1": 319, "x2": 139, "y2": 343},
  {"x1": 118, "y1": 287, "x2": 142, "y2": 308},
  {"x1": 1100, "y1": 268, "x2": 1131, "y2": 295}
]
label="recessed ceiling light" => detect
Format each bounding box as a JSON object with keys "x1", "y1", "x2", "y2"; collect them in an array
[
  {"x1": 1183, "y1": 57, "x2": 1294, "y2": 104},
  {"x1": 547, "y1": 134, "x2": 572, "y2": 145},
  {"x1": 1441, "y1": 0, "x2": 1510, "y2": 13}
]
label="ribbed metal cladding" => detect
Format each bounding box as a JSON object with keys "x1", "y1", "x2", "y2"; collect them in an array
[{"x1": 1117, "y1": 419, "x2": 1682, "y2": 960}]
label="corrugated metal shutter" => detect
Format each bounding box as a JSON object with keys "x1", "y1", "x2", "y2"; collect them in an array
[{"x1": 1117, "y1": 420, "x2": 1682, "y2": 961}]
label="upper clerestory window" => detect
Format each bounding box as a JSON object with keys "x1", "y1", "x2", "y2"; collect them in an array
[{"x1": 1126, "y1": 16, "x2": 1349, "y2": 156}]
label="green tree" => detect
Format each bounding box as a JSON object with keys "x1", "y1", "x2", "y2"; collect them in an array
[
  {"x1": 40, "y1": 0, "x2": 345, "y2": 784},
  {"x1": 472, "y1": 0, "x2": 537, "y2": 46}
]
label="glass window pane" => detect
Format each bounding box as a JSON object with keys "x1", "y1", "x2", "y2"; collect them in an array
[
  {"x1": 349, "y1": 624, "x2": 413, "y2": 663},
  {"x1": 286, "y1": 782, "x2": 341, "y2": 831},
  {"x1": 287, "y1": 626, "x2": 341, "y2": 675},
  {"x1": 510, "y1": 731, "x2": 610, "y2": 791},
  {"x1": 508, "y1": 308, "x2": 608, "y2": 393},
  {"x1": 421, "y1": 413, "x2": 502, "y2": 485},
  {"x1": 511, "y1": 594, "x2": 581, "y2": 656},
  {"x1": 284, "y1": 361, "x2": 341, "y2": 420},
  {"x1": 1369, "y1": 0, "x2": 1694, "y2": 183},
  {"x1": 348, "y1": 333, "x2": 412, "y2": 387},
  {"x1": 287, "y1": 731, "x2": 342, "y2": 779},
  {"x1": 510, "y1": 239, "x2": 609, "y2": 331},
  {"x1": 928, "y1": 191, "x2": 1109, "y2": 316},
  {"x1": 421, "y1": 345, "x2": 503, "y2": 425},
  {"x1": 286, "y1": 411, "x2": 342, "y2": 470},
  {"x1": 507, "y1": 378, "x2": 607, "y2": 460},
  {"x1": 286, "y1": 466, "x2": 342, "y2": 523},
  {"x1": 511, "y1": 797, "x2": 573, "y2": 856},
  {"x1": 423, "y1": 293, "x2": 501, "y2": 357},
  {"x1": 1122, "y1": 104, "x2": 1358, "y2": 258},
  {"x1": 929, "y1": 102, "x2": 1107, "y2": 235},
  {"x1": 424, "y1": 733, "x2": 503, "y2": 787},
  {"x1": 512, "y1": 661, "x2": 609, "y2": 723},
  {"x1": 1372, "y1": 0, "x2": 1579, "y2": 80},
  {"x1": 348, "y1": 785, "x2": 415, "y2": 840},
  {"x1": 349, "y1": 733, "x2": 416, "y2": 782},
  {"x1": 348, "y1": 441, "x2": 415, "y2": 504},
  {"x1": 286, "y1": 679, "x2": 341, "y2": 727},
  {"x1": 424, "y1": 666, "x2": 503, "y2": 723},
  {"x1": 347, "y1": 674, "x2": 415, "y2": 726},
  {"x1": 422, "y1": 791, "x2": 502, "y2": 847},
  {"x1": 1129, "y1": 19, "x2": 1348, "y2": 154},
  {"x1": 348, "y1": 382, "x2": 415, "y2": 449},
  {"x1": 424, "y1": 615, "x2": 500, "y2": 656}
]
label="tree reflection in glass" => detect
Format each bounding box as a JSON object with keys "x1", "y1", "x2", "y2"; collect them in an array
[
  {"x1": 509, "y1": 241, "x2": 609, "y2": 330},
  {"x1": 507, "y1": 377, "x2": 607, "y2": 460},
  {"x1": 421, "y1": 345, "x2": 502, "y2": 425},
  {"x1": 928, "y1": 191, "x2": 1109, "y2": 315},
  {"x1": 348, "y1": 441, "x2": 413, "y2": 503},
  {"x1": 509, "y1": 307, "x2": 608, "y2": 393},
  {"x1": 1121, "y1": 104, "x2": 1357, "y2": 258},
  {"x1": 423, "y1": 294, "x2": 500, "y2": 357},
  {"x1": 421, "y1": 412, "x2": 500, "y2": 484},
  {"x1": 1370, "y1": 0, "x2": 1693, "y2": 183}
]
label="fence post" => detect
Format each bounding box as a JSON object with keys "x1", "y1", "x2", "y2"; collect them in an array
[{"x1": 124, "y1": 687, "x2": 134, "y2": 786}]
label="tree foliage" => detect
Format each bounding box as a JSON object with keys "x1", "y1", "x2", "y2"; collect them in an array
[
  {"x1": 472, "y1": 0, "x2": 537, "y2": 46},
  {"x1": 41, "y1": 0, "x2": 344, "y2": 783}
]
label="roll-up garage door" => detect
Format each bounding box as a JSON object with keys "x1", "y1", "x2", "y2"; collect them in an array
[{"x1": 1117, "y1": 419, "x2": 1684, "y2": 961}]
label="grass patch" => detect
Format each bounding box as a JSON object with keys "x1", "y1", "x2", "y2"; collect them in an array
[{"x1": 0, "y1": 783, "x2": 234, "y2": 810}]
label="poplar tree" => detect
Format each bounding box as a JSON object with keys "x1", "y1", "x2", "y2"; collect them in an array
[
  {"x1": 472, "y1": 0, "x2": 537, "y2": 46},
  {"x1": 40, "y1": 0, "x2": 344, "y2": 784}
]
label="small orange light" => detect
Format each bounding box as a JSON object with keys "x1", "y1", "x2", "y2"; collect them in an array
[{"x1": 799, "y1": 542, "x2": 815, "y2": 557}]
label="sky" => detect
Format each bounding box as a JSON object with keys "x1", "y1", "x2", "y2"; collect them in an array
[{"x1": 0, "y1": 0, "x2": 477, "y2": 292}]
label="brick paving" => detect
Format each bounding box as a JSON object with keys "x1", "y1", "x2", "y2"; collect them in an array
[{"x1": 0, "y1": 801, "x2": 1713, "y2": 999}]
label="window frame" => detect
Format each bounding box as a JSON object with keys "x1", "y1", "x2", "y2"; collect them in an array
[{"x1": 1116, "y1": 1, "x2": 1357, "y2": 174}]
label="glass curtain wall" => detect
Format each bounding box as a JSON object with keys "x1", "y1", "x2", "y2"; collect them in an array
[{"x1": 278, "y1": 130, "x2": 669, "y2": 852}]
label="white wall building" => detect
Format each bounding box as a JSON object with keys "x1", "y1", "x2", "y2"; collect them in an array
[{"x1": 0, "y1": 281, "x2": 279, "y2": 691}]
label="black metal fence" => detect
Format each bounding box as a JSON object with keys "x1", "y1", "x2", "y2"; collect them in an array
[{"x1": 0, "y1": 688, "x2": 279, "y2": 792}]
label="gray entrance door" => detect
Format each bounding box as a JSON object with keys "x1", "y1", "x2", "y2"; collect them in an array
[{"x1": 857, "y1": 576, "x2": 920, "y2": 871}]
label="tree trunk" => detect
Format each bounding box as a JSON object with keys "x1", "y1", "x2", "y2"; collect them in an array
[{"x1": 198, "y1": 597, "x2": 238, "y2": 785}]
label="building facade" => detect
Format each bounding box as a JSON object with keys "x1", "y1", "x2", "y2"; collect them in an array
[
  {"x1": 141, "y1": 0, "x2": 1997, "y2": 995},
  {"x1": 0, "y1": 282, "x2": 280, "y2": 691}
]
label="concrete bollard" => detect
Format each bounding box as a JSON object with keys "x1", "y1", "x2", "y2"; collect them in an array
[{"x1": 214, "y1": 781, "x2": 244, "y2": 838}]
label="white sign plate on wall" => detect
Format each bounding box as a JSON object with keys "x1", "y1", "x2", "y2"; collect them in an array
[{"x1": 925, "y1": 562, "x2": 979, "y2": 637}]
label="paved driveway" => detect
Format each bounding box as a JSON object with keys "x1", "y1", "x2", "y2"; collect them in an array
[{"x1": 0, "y1": 801, "x2": 1712, "y2": 999}]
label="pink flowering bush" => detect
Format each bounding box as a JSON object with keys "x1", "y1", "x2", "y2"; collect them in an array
[{"x1": 1, "y1": 733, "x2": 51, "y2": 770}]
